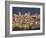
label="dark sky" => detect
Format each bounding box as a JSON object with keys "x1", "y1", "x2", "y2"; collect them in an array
[{"x1": 12, "y1": 7, "x2": 40, "y2": 15}]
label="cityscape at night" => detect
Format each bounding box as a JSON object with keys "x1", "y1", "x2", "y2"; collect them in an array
[{"x1": 12, "y1": 7, "x2": 40, "y2": 31}]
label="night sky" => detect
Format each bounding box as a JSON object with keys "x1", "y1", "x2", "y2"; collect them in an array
[{"x1": 12, "y1": 7, "x2": 40, "y2": 15}]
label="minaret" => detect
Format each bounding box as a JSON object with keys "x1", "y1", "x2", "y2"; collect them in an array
[
  {"x1": 14, "y1": 14, "x2": 16, "y2": 16},
  {"x1": 28, "y1": 11, "x2": 30, "y2": 16},
  {"x1": 24, "y1": 13, "x2": 28, "y2": 16},
  {"x1": 24, "y1": 11, "x2": 30, "y2": 16},
  {"x1": 19, "y1": 12, "x2": 21, "y2": 16}
]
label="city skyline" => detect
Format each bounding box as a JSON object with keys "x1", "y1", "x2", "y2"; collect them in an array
[{"x1": 12, "y1": 7, "x2": 40, "y2": 15}]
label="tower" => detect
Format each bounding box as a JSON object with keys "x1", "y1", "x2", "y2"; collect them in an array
[
  {"x1": 28, "y1": 11, "x2": 30, "y2": 16},
  {"x1": 19, "y1": 12, "x2": 21, "y2": 16}
]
